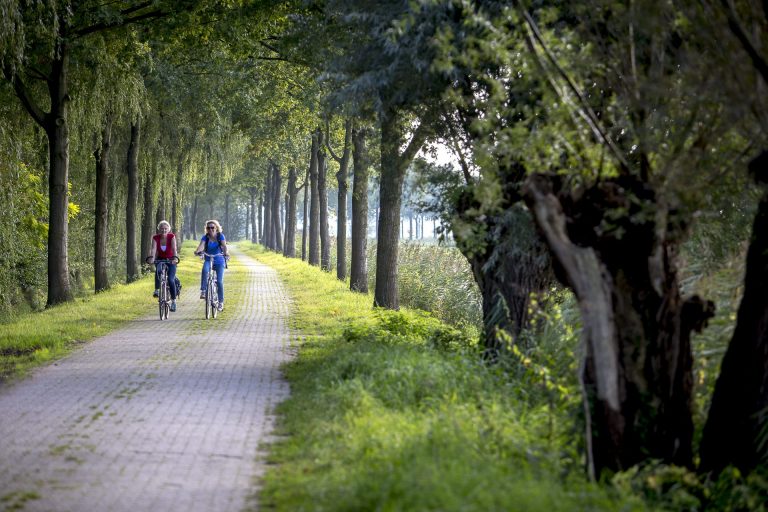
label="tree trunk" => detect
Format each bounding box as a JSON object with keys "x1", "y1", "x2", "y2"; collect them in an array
[
  {"x1": 309, "y1": 131, "x2": 320, "y2": 266},
  {"x1": 373, "y1": 110, "x2": 430, "y2": 309},
  {"x1": 248, "y1": 187, "x2": 258, "y2": 244},
  {"x1": 190, "y1": 197, "x2": 198, "y2": 241},
  {"x1": 257, "y1": 193, "x2": 263, "y2": 245},
  {"x1": 700, "y1": 150, "x2": 768, "y2": 475},
  {"x1": 224, "y1": 193, "x2": 231, "y2": 235},
  {"x1": 94, "y1": 115, "x2": 113, "y2": 292},
  {"x1": 125, "y1": 120, "x2": 140, "y2": 282},
  {"x1": 38, "y1": 43, "x2": 74, "y2": 304},
  {"x1": 155, "y1": 189, "x2": 165, "y2": 227},
  {"x1": 374, "y1": 114, "x2": 406, "y2": 309},
  {"x1": 173, "y1": 158, "x2": 184, "y2": 243},
  {"x1": 284, "y1": 168, "x2": 298, "y2": 257},
  {"x1": 350, "y1": 125, "x2": 370, "y2": 292},
  {"x1": 263, "y1": 168, "x2": 273, "y2": 248},
  {"x1": 140, "y1": 175, "x2": 154, "y2": 262},
  {"x1": 302, "y1": 164, "x2": 309, "y2": 261},
  {"x1": 523, "y1": 173, "x2": 714, "y2": 476},
  {"x1": 317, "y1": 130, "x2": 331, "y2": 271},
  {"x1": 330, "y1": 119, "x2": 352, "y2": 281},
  {"x1": 272, "y1": 162, "x2": 283, "y2": 253}
]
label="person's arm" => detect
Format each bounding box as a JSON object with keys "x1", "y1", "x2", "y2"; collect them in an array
[
  {"x1": 172, "y1": 234, "x2": 179, "y2": 262},
  {"x1": 220, "y1": 239, "x2": 229, "y2": 258},
  {"x1": 147, "y1": 237, "x2": 157, "y2": 263},
  {"x1": 194, "y1": 238, "x2": 206, "y2": 255}
]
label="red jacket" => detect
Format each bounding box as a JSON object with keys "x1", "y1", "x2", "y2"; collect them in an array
[{"x1": 152, "y1": 233, "x2": 176, "y2": 259}]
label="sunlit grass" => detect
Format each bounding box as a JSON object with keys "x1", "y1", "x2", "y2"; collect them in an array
[
  {"x1": 0, "y1": 247, "x2": 200, "y2": 382},
  {"x1": 239, "y1": 242, "x2": 645, "y2": 511},
  {"x1": 238, "y1": 242, "x2": 376, "y2": 336}
]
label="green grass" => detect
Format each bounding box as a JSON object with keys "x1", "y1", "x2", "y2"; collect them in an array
[
  {"x1": 238, "y1": 242, "x2": 647, "y2": 512},
  {"x1": 0, "y1": 247, "x2": 200, "y2": 382}
]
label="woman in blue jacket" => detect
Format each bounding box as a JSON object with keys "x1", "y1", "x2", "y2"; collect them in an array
[{"x1": 194, "y1": 219, "x2": 230, "y2": 311}]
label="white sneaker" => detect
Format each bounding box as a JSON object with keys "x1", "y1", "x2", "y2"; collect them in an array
[
  {"x1": 217, "y1": 302, "x2": 224, "y2": 312},
  {"x1": 200, "y1": 291, "x2": 206, "y2": 299}
]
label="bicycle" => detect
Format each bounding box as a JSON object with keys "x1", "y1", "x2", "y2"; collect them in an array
[
  {"x1": 197, "y1": 252, "x2": 225, "y2": 319},
  {"x1": 147, "y1": 256, "x2": 179, "y2": 320}
]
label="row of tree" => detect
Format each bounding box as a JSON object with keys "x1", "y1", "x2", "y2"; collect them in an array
[{"x1": 2, "y1": 0, "x2": 767, "y2": 485}]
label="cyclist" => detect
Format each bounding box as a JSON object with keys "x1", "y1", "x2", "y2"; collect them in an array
[
  {"x1": 194, "y1": 219, "x2": 229, "y2": 311},
  {"x1": 146, "y1": 220, "x2": 179, "y2": 312}
]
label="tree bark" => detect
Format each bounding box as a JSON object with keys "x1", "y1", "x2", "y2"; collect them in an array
[
  {"x1": 5, "y1": 38, "x2": 74, "y2": 305},
  {"x1": 317, "y1": 130, "x2": 331, "y2": 271},
  {"x1": 190, "y1": 197, "x2": 198, "y2": 241},
  {"x1": 42, "y1": 51, "x2": 72, "y2": 304},
  {"x1": 125, "y1": 120, "x2": 140, "y2": 282},
  {"x1": 350, "y1": 125, "x2": 370, "y2": 292},
  {"x1": 328, "y1": 120, "x2": 352, "y2": 281},
  {"x1": 272, "y1": 162, "x2": 283, "y2": 252},
  {"x1": 224, "y1": 193, "x2": 231, "y2": 235},
  {"x1": 172, "y1": 158, "x2": 184, "y2": 243},
  {"x1": 263, "y1": 167, "x2": 273, "y2": 248},
  {"x1": 284, "y1": 168, "x2": 299, "y2": 257},
  {"x1": 523, "y1": 173, "x2": 714, "y2": 476},
  {"x1": 248, "y1": 187, "x2": 258, "y2": 243},
  {"x1": 257, "y1": 193, "x2": 263, "y2": 245},
  {"x1": 700, "y1": 150, "x2": 768, "y2": 475},
  {"x1": 155, "y1": 189, "x2": 165, "y2": 227},
  {"x1": 309, "y1": 131, "x2": 320, "y2": 266},
  {"x1": 140, "y1": 174, "x2": 154, "y2": 262},
  {"x1": 374, "y1": 109, "x2": 430, "y2": 309},
  {"x1": 94, "y1": 114, "x2": 113, "y2": 292},
  {"x1": 302, "y1": 163, "x2": 309, "y2": 261}
]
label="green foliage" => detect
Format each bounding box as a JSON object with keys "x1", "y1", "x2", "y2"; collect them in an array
[
  {"x1": 366, "y1": 241, "x2": 482, "y2": 334},
  {"x1": 248, "y1": 246, "x2": 646, "y2": 510}
]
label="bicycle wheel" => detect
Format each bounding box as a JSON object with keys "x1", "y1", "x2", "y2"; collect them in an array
[
  {"x1": 160, "y1": 278, "x2": 169, "y2": 320},
  {"x1": 205, "y1": 278, "x2": 214, "y2": 319}
]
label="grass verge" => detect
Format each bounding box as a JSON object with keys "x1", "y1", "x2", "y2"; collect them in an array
[
  {"x1": 238, "y1": 242, "x2": 646, "y2": 512},
  {"x1": 0, "y1": 247, "x2": 200, "y2": 383}
]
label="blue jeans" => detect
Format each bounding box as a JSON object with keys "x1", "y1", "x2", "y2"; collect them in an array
[
  {"x1": 154, "y1": 262, "x2": 177, "y2": 299},
  {"x1": 201, "y1": 260, "x2": 225, "y2": 303}
]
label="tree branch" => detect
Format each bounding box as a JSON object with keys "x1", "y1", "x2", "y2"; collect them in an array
[
  {"x1": 518, "y1": 5, "x2": 631, "y2": 174},
  {"x1": 75, "y1": 7, "x2": 169, "y2": 37},
  {"x1": 3, "y1": 65, "x2": 47, "y2": 128},
  {"x1": 720, "y1": 0, "x2": 768, "y2": 84},
  {"x1": 325, "y1": 120, "x2": 344, "y2": 163},
  {"x1": 400, "y1": 118, "x2": 433, "y2": 171}
]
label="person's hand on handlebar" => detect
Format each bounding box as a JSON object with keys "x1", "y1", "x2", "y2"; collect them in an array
[{"x1": 145, "y1": 256, "x2": 154, "y2": 264}]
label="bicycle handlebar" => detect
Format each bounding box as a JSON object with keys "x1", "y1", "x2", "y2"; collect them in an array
[
  {"x1": 195, "y1": 252, "x2": 229, "y2": 268},
  {"x1": 145, "y1": 256, "x2": 180, "y2": 264}
]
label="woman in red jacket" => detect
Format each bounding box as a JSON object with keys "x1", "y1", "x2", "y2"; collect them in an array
[{"x1": 146, "y1": 220, "x2": 179, "y2": 311}]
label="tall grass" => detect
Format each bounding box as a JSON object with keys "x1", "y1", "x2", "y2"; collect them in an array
[
  {"x1": 238, "y1": 242, "x2": 650, "y2": 511},
  {"x1": 291, "y1": 235, "x2": 482, "y2": 335}
]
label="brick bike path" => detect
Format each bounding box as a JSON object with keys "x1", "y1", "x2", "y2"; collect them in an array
[{"x1": 0, "y1": 248, "x2": 292, "y2": 512}]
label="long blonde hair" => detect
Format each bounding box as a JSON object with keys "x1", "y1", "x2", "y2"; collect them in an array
[{"x1": 204, "y1": 219, "x2": 222, "y2": 237}]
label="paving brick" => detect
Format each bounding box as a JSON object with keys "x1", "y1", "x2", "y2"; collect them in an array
[{"x1": 0, "y1": 248, "x2": 291, "y2": 512}]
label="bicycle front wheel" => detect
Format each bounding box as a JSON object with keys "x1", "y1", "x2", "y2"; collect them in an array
[
  {"x1": 159, "y1": 281, "x2": 168, "y2": 320},
  {"x1": 205, "y1": 280, "x2": 214, "y2": 319}
]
